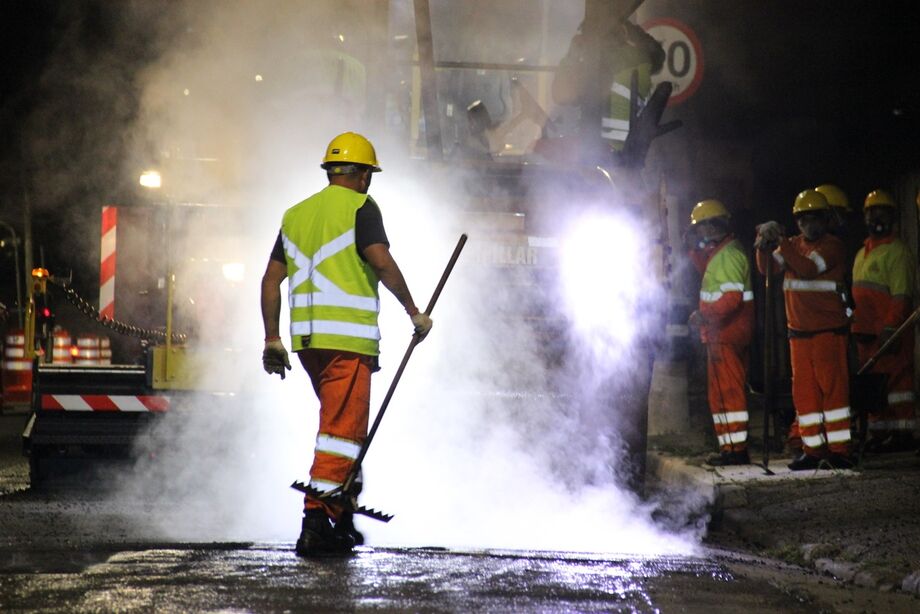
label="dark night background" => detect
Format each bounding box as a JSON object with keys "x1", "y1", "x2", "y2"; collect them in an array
[{"x1": 1, "y1": 0, "x2": 920, "y2": 314}]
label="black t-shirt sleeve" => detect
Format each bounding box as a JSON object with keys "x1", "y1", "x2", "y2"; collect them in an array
[
  {"x1": 270, "y1": 231, "x2": 285, "y2": 263},
  {"x1": 355, "y1": 196, "x2": 389, "y2": 257}
]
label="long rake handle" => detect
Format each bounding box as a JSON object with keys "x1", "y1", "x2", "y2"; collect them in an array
[
  {"x1": 762, "y1": 253, "x2": 775, "y2": 473},
  {"x1": 342, "y1": 234, "x2": 468, "y2": 493},
  {"x1": 856, "y1": 305, "x2": 920, "y2": 376}
]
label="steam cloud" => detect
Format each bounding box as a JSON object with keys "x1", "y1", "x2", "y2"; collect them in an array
[{"x1": 29, "y1": 0, "x2": 706, "y2": 555}]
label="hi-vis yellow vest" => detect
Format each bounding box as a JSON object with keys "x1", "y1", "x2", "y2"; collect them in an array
[
  {"x1": 603, "y1": 46, "x2": 653, "y2": 151},
  {"x1": 281, "y1": 185, "x2": 380, "y2": 355}
]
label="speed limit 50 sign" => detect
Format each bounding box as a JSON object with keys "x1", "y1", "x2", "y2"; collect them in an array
[{"x1": 642, "y1": 18, "x2": 704, "y2": 106}]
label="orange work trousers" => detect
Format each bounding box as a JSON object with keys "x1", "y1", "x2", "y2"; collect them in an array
[
  {"x1": 789, "y1": 332, "x2": 851, "y2": 455},
  {"x1": 856, "y1": 331, "x2": 916, "y2": 434},
  {"x1": 298, "y1": 348, "x2": 373, "y2": 520},
  {"x1": 706, "y1": 343, "x2": 750, "y2": 452}
]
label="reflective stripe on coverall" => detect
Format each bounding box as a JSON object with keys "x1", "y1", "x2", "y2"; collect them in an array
[
  {"x1": 852, "y1": 237, "x2": 917, "y2": 433},
  {"x1": 789, "y1": 333, "x2": 851, "y2": 454},
  {"x1": 757, "y1": 234, "x2": 851, "y2": 455},
  {"x1": 281, "y1": 184, "x2": 381, "y2": 517},
  {"x1": 692, "y1": 237, "x2": 755, "y2": 451}
]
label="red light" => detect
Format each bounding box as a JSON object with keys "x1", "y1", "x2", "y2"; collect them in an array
[{"x1": 42, "y1": 307, "x2": 51, "y2": 317}]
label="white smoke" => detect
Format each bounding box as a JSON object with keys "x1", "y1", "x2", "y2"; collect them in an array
[{"x1": 68, "y1": 0, "x2": 705, "y2": 555}]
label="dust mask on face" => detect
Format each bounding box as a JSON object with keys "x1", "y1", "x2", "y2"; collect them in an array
[{"x1": 868, "y1": 219, "x2": 892, "y2": 237}]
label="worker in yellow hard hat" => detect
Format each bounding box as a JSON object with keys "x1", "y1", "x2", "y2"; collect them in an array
[
  {"x1": 687, "y1": 199, "x2": 754, "y2": 466},
  {"x1": 260, "y1": 131, "x2": 433, "y2": 556},
  {"x1": 815, "y1": 184, "x2": 850, "y2": 229},
  {"x1": 851, "y1": 189, "x2": 917, "y2": 453},
  {"x1": 756, "y1": 190, "x2": 852, "y2": 470}
]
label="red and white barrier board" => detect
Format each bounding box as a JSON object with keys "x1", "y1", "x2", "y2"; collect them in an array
[{"x1": 41, "y1": 394, "x2": 170, "y2": 412}]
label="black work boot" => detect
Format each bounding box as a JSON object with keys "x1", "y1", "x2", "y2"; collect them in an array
[
  {"x1": 334, "y1": 511, "x2": 365, "y2": 546},
  {"x1": 787, "y1": 453, "x2": 822, "y2": 471},
  {"x1": 825, "y1": 453, "x2": 855, "y2": 470},
  {"x1": 295, "y1": 509, "x2": 355, "y2": 557},
  {"x1": 706, "y1": 449, "x2": 751, "y2": 466}
]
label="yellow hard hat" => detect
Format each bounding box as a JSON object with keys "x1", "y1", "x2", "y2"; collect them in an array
[
  {"x1": 321, "y1": 132, "x2": 381, "y2": 172},
  {"x1": 815, "y1": 184, "x2": 849, "y2": 210},
  {"x1": 864, "y1": 189, "x2": 896, "y2": 209},
  {"x1": 690, "y1": 199, "x2": 730, "y2": 225},
  {"x1": 792, "y1": 189, "x2": 829, "y2": 215}
]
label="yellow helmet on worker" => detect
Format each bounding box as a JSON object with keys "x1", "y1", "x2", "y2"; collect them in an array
[
  {"x1": 321, "y1": 132, "x2": 382, "y2": 173},
  {"x1": 814, "y1": 184, "x2": 849, "y2": 211},
  {"x1": 864, "y1": 189, "x2": 896, "y2": 209},
  {"x1": 792, "y1": 190, "x2": 829, "y2": 215},
  {"x1": 690, "y1": 199, "x2": 730, "y2": 225}
]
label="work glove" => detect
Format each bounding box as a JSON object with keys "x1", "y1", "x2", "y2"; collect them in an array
[
  {"x1": 262, "y1": 338, "x2": 292, "y2": 379},
  {"x1": 754, "y1": 221, "x2": 783, "y2": 250},
  {"x1": 411, "y1": 313, "x2": 433, "y2": 341}
]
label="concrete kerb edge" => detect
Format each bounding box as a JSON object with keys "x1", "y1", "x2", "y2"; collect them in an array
[{"x1": 645, "y1": 451, "x2": 719, "y2": 504}]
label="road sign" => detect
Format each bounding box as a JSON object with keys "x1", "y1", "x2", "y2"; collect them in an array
[{"x1": 642, "y1": 18, "x2": 704, "y2": 106}]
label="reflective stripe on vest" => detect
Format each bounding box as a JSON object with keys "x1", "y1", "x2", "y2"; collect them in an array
[
  {"x1": 700, "y1": 240, "x2": 753, "y2": 304},
  {"x1": 602, "y1": 60, "x2": 652, "y2": 149},
  {"x1": 283, "y1": 232, "x2": 381, "y2": 316}
]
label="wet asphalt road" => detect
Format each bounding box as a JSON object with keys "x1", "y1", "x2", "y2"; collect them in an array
[
  {"x1": 0, "y1": 542, "x2": 817, "y2": 614},
  {"x1": 0, "y1": 481, "x2": 815, "y2": 613},
  {"x1": 1, "y1": 416, "x2": 917, "y2": 613}
]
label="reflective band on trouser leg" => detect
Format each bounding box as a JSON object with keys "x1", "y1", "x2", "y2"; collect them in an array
[
  {"x1": 823, "y1": 406, "x2": 852, "y2": 450},
  {"x1": 790, "y1": 336, "x2": 829, "y2": 455},
  {"x1": 707, "y1": 344, "x2": 750, "y2": 451},
  {"x1": 813, "y1": 333, "x2": 851, "y2": 454},
  {"x1": 299, "y1": 349, "x2": 371, "y2": 520},
  {"x1": 871, "y1": 336, "x2": 916, "y2": 434}
]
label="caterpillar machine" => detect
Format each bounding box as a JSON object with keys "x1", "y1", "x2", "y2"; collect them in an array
[{"x1": 372, "y1": 0, "x2": 683, "y2": 495}]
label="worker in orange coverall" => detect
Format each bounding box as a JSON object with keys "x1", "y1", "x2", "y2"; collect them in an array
[
  {"x1": 783, "y1": 183, "x2": 856, "y2": 455},
  {"x1": 687, "y1": 199, "x2": 754, "y2": 466},
  {"x1": 261, "y1": 132, "x2": 432, "y2": 556},
  {"x1": 756, "y1": 189, "x2": 853, "y2": 470},
  {"x1": 852, "y1": 189, "x2": 917, "y2": 453}
]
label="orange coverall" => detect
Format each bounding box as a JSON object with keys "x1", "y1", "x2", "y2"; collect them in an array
[
  {"x1": 757, "y1": 234, "x2": 851, "y2": 456},
  {"x1": 852, "y1": 236, "x2": 916, "y2": 435},
  {"x1": 690, "y1": 236, "x2": 755, "y2": 452},
  {"x1": 298, "y1": 349, "x2": 372, "y2": 518}
]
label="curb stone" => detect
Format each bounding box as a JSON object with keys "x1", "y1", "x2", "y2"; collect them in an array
[
  {"x1": 649, "y1": 451, "x2": 920, "y2": 597},
  {"x1": 902, "y1": 571, "x2": 920, "y2": 595},
  {"x1": 814, "y1": 558, "x2": 860, "y2": 582}
]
